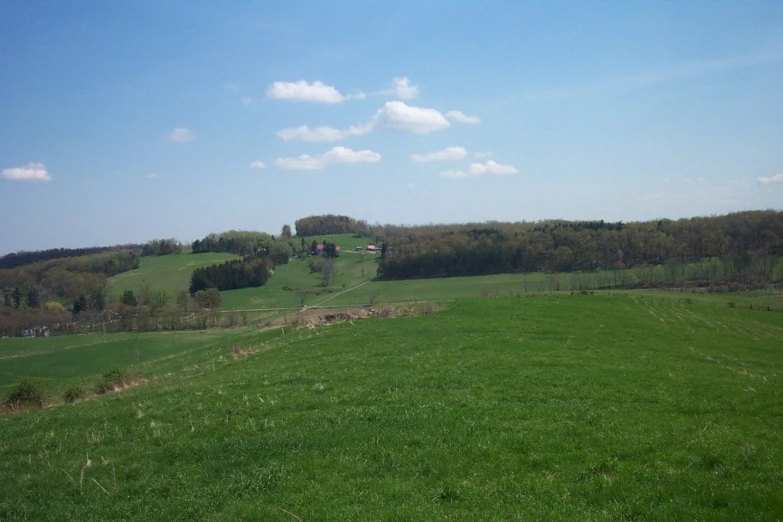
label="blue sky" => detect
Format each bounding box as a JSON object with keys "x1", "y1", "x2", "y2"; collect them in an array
[{"x1": 1, "y1": 1, "x2": 782, "y2": 253}]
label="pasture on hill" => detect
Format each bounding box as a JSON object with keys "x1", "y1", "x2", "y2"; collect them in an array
[
  {"x1": 107, "y1": 251, "x2": 240, "y2": 299},
  {"x1": 1, "y1": 295, "x2": 782, "y2": 520}
]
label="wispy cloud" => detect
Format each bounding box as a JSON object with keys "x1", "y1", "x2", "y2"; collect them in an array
[
  {"x1": 165, "y1": 127, "x2": 196, "y2": 143},
  {"x1": 266, "y1": 80, "x2": 364, "y2": 103},
  {"x1": 475, "y1": 151, "x2": 493, "y2": 158},
  {"x1": 276, "y1": 123, "x2": 372, "y2": 142},
  {"x1": 1, "y1": 162, "x2": 52, "y2": 182},
  {"x1": 440, "y1": 160, "x2": 518, "y2": 179},
  {"x1": 224, "y1": 83, "x2": 239, "y2": 92},
  {"x1": 273, "y1": 146, "x2": 381, "y2": 171},
  {"x1": 758, "y1": 173, "x2": 783, "y2": 184},
  {"x1": 526, "y1": 45, "x2": 783, "y2": 101},
  {"x1": 276, "y1": 101, "x2": 476, "y2": 141},
  {"x1": 146, "y1": 172, "x2": 158, "y2": 179},
  {"x1": 445, "y1": 110, "x2": 480, "y2": 124},
  {"x1": 374, "y1": 77, "x2": 420, "y2": 99},
  {"x1": 412, "y1": 146, "x2": 467, "y2": 163},
  {"x1": 249, "y1": 161, "x2": 266, "y2": 169},
  {"x1": 241, "y1": 96, "x2": 254, "y2": 105}
]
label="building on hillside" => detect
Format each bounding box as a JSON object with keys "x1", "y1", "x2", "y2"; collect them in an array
[{"x1": 315, "y1": 244, "x2": 341, "y2": 256}]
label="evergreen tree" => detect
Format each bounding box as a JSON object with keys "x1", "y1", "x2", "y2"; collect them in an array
[
  {"x1": 120, "y1": 289, "x2": 137, "y2": 306},
  {"x1": 25, "y1": 286, "x2": 40, "y2": 308},
  {"x1": 72, "y1": 294, "x2": 88, "y2": 315},
  {"x1": 11, "y1": 287, "x2": 23, "y2": 308}
]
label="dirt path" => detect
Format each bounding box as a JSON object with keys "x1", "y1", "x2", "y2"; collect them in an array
[{"x1": 311, "y1": 280, "x2": 370, "y2": 307}]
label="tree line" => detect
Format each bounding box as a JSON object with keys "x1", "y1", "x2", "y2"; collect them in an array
[
  {"x1": 294, "y1": 214, "x2": 372, "y2": 237},
  {"x1": 141, "y1": 238, "x2": 183, "y2": 256},
  {"x1": 189, "y1": 258, "x2": 270, "y2": 294},
  {"x1": 192, "y1": 230, "x2": 274, "y2": 256},
  {"x1": 374, "y1": 211, "x2": 783, "y2": 285},
  {"x1": 0, "y1": 245, "x2": 141, "y2": 270}
]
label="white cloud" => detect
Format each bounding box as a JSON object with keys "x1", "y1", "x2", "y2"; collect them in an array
[
  {"x1": 273, "y1": 155, "x2": 325, "y2": 171},
  {"x1": 373, "y1": 76, "x2": 420, "y2": 99},
  {"x1": 322, "y1": 146, "x2": 380, "y2": 164},
  {"x1": 406, "y1": 183, "x2": 415, "y2": 189},
  {"x1": 266, "y1": 80, "x2": 363, "y2": 103},
  {"x1": 445, "y1": 110, "x2": 481, "y2": 124},
  {"x1": 440, "y1": 170, "x2": 472, "y2": 179},
  {"x1": 165, "y1": 127, "x2": 196, "y2": 143},
  {"x1": 372, "y1": 101, "x2": 450, "y2": 134},
  {"x1": 250, "y1": 161, "x2": 266, "y2": 169},
  {"x1": 758, "y1": 173, "x2": 783, "y2": 184},
  {"x1": 471, "y1": 160, "x2": 518, "y2": 175},
  {"x1": 146, "y1": 172, "x2": 158, "y2": 179},
  {"x1": 1, "y1": 162, "x2": 52, "y2": 182},
  {"x1": 276, "y1": 123, "x2": 372, "y2": 142},
  {"x1": 392, "y1": 77, "x2": 419, "y2": 99},
  {"x1": 474, "y1": 151, "x2": 493, "y2": 158},
  {"x1": 276, "y1": 101, "x2": 451, "y2": 141},
  {"x1": 440, "y1": 160, "x2": 518, "y2": 179},
  {"x1": 241, "y1": 96, "x2": 254, "y2": 105},
  {"x1": 273, "y1": 146, "x2": 381, "y2": 171},
  {"x1": 224, "y1": 83, "x2": 239, "y2": 92},
  {"x1": 412, "y1": 146, "x2": 467, "y2": 163}
]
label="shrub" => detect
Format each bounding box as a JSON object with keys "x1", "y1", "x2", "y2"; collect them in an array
[
  {"x1": 63, "y1": 386, "x2": 85, "y2": 403},
  {"x1": 95, "y1": 369, "x2": 131, "y2": 394},
  {"x1": 6, "y1": 379, "x2": 48, "y2": 409},
  {"x1": 727, "y1": 301, "x2": 736, "y2": 309},
  {"x1": 684, "y1": 297, "x2": 694, "y2": 305}
]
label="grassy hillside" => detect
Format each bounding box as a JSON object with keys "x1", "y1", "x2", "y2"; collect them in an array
[
  {"x1": 1, "y1": 295, "x2": 782, "y2": 519},
  {"x1": 103, "y1": 235, "x2": 783, "y2": 314},
  {"x1": 107, "y1": 251, "x2": 240, "y2": 299}
]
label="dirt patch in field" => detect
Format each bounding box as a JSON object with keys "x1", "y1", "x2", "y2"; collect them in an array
[{"x1": 296, "y1": 303, "x2": 444, "y2": 328}]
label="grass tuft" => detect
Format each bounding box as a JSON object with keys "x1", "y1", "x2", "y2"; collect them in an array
[
  {"x1": 63, "y1": 386, "x2": 85, "y2": 403},
  {"x1": 95, "y1": 369, "x2": 131, "y2": 394},
  {"x1": 6, "y1": 378, "x2": 48, "y2": 410}
]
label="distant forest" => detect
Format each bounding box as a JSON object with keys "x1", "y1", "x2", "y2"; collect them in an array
[
  {"x1": 189, "y1": 258, "x2": 270, "y2": 294},
  {"x1": 0, "y1": 246, "x2": 137, "y2": 270},
  {"x1": 373, "y1": 211, "x2": 783, "y2": 284},
  {"x1": 295, "y1": 215, "x2": 372, "y2": 237}
]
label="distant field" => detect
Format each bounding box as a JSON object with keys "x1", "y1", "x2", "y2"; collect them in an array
[
  {"x1": 1, "y1": 295, "x2": 782, "y2": 519},
  {"x1": 101, "y1": 236, "x2": 783, "y2": 315},
  {"x1": 221, "y1": 234, "x2": 379, "y2": 310},
  {"x1": 107, "y1": 251, "x2": 240, "y2": 299}
]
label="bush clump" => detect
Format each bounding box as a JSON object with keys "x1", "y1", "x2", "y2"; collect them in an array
[
  {"x1": 63, "y1": 386, "x2": 85, "y2": 403},
  {"x1": 6, "y1": 379, "x2": 48, "y2": 410},
  {"x1": 95, "y1": 369, "x2": 131, "y2": 394}
]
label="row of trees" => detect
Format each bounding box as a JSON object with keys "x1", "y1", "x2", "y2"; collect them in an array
[
  {"x1": 189, "y1": 259, "x2": 270, "y2": 294},
  {"x1": 375, "y1": 211, "x2": 783, "y2": 284},
  {"x1": 0, "y1": 246, "x2": 127, "y2": 270},
  {"x1": 192, "y1": 231, "x2": 274, "y2": 256},
  {"x1": 294, "y1": 214, "x2": 372, "y2": 237},
  {"x1": 141, "y1": 238, "x2": 183, "y2": 256}
]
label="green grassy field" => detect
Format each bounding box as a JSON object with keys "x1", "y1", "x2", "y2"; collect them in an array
[
  {"x1": 1, "y1": 295, "x2": 782, "y2": 520},
  {"x1": 107, "y1": 251, "x2": 240, "y2": 299},
  {"x1": 220, "y1": 234, "x2": 380, "y2": 310},
  {"x1": 0, "y1": 330, "x2": 239, "y2": 398},
  {"x1": 102, "y1": 235, "x2": 783, "y2": 315}
]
